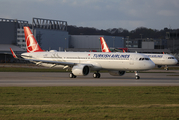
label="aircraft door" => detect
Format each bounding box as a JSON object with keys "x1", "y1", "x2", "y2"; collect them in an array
[{"x1": 130, "y1": 56, "x2": 134, "y2": 65}]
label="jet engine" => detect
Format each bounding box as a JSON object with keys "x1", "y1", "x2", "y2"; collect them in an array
[
  {"x1": 72, "y1": 64, "x2": 90, "y2": 76},
  {"x1": 49, "y1": 50, "x2": 57, "y2": 52},
  {"x1": 108, "y1": 71, "x2": 126, "y2": 76}
]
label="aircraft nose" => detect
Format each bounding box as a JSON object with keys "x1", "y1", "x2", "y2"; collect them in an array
[
  {"x1": 174, "y1": 59, "x2": 178, "y2": 65},
  {"x1": 148, "y1": 61, "x2": 155, "y2": 69}
]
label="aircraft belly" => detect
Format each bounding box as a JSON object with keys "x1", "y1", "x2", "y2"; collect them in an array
[
  {"x1": 153, "y1": 60, "x2": 166, "y2": 65},
  {"x1": 40, "y1": 63, "x2": 64, "y2": 68},
  {"x1": 98, "y1": 61, "x2": 128, "y2": 70}
]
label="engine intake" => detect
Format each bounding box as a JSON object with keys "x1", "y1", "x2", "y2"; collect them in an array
[
  {"x1": 72, "y1": 64, "x2": 90, "y2": 76},
  {"x1": 108, "y1": 70, "x2": 126, "y2": 76}
]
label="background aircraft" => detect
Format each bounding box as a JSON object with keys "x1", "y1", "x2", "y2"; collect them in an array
[{"x1": 100, "y1": 37, "x2": 178, "y2": 70}]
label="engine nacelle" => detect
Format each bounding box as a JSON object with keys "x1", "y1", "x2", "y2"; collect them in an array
[
  {"x1": 72, "y1": 64, "x2": 90, "y2": 76},
  {"x1": 108, "y1": 71, "x2": 126, "y2": 76},
  {"x1": 49, "y1": 50, "x2": 57, "y2": 52}
]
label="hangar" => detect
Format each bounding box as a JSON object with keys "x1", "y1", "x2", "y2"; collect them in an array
[
  {"x1": 68, "y1": 35, "x2": 124, "y2": 52},
  {"x1": 0, "y1": 18, "x2": 68, "y2": 62},
  {"x1": 0, "y1": 17, "x2": 177, "y2": 63},
  {"x1": 0, "y1": 17, "x2": 125, "y2": 62}
]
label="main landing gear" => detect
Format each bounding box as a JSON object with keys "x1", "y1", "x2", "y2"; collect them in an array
[
  {"x1": 135, "y1": 71, "x2": 140, "y2": 79},
  {"x1": 69, "y1": 73, "x2": 76, "y2": 78},
  {"x1": 164, "y1": 65, "x2": 169, "y2": 71},
  {"x1": 69, "y1": 72, "x2": 101, "y2": 78},
  {"x1": 93, "y1": 72, "x2": 101, "y2": 78}
]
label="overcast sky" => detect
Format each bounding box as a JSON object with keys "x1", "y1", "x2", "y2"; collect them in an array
[{"x1": 1, "y1": 0, "x2": 179, "y2": 31}]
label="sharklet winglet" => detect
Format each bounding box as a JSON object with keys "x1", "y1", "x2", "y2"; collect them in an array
[{"x1": 10, "y1": 48, "x2": 18, "y2": 59}]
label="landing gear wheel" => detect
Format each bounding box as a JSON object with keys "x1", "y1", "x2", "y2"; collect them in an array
[
  {"x1": 93, "y1": 73, "x2": 97, "y2": 78},
  {"x1": 93, "y1": 73, "x2": 101, "y2": 78},
  {"x1": 135, "y1": 76, "x2": 140, "y2": 79},
  {"x1": 69, "y1": 73, "x2": 76, "y2": 78},
  {"x1": 164, "y1": 65, "x2": 169, "y2": 71},
  {"x1": 165, "y1": 68, "x2": 169, "y2": 71},
  {"x1": 134, "y1": 71, "x2": 140, "y2": 79},
  {"x1": 97, "y1": 73, "x2": 101, "y2": 78}
]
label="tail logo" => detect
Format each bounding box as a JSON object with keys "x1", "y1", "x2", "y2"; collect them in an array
[
  {"x1": 26, "y1": 34, "x2": 40, "y2": 52},
  {"x1": 24, "y1": 27, "x2": 43, "y2": 52}
]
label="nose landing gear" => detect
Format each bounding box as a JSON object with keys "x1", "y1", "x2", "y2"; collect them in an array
[
  {"x1": 69, "y1": 73, "x2": 76, "y2": 78},
  {"x1": 135, "y1": 71, "x2": 140, "y2": 79},
  {"x1": 164, "y1": 65, "x2": 169, "y2": 71}
]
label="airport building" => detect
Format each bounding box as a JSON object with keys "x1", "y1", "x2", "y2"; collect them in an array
[
  {"x1": 0, "y1": 17, "x2": 178, "y2": 62},
  {"x1": 67, "y1": 35, "x2": 124, "y2": 52},
  {"x1": 0, "y1": 18, "x2": 68, "y2": 62},
  {"x1": 0, "y1": 18, "x2": 27, "y2": 62},
  {"x1": 166, "y1": 31, "x2": 179, "y2": 53},
  {"x1": 124, "y1": 37, "x2": 170, "y2": 53}
]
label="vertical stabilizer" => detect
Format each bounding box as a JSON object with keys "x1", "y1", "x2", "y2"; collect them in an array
[
  {"x1": 24, "y1": 27, "x2": 43, "y2": 52},
  {"x1": 100, "y1": 37, "x2": 111, "y2": 52}
]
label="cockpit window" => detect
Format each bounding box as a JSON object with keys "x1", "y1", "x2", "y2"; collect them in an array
[
  {"x1": 139, "y1": 58, "x2": 150, "y2": 61},
  {"x1": 168, "y1": 57, "x2": 174, "y2": 59}
]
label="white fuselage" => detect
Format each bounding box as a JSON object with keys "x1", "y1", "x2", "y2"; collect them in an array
[
  {"x1": 145, "y1": 54, "x2": 178, "y2": 65},
  {"x1": 21, "y1": 52, "x2": 155, "y2": 71}
]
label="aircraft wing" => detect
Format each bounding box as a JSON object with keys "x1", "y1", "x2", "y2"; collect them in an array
[
  {"x1": 10, "y1": 48, "x2": 24, "y2": 60},
  {"x1": 24, "y1": 58, "x2": 94, "y2": 68},
  {"x1": 10, "y1": 48, "x2": 93, "y2": 68},
  {"x1": 28, "y1": 59, "x2": 75, "y2": 66}
]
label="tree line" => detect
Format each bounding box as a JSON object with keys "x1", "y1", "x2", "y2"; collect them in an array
[{"x1": 67, "y1": 25, "x2": 179, "y2": 39}]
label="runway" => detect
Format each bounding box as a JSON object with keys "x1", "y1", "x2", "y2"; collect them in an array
[{"x1": 0, "y1": 70, "x2": 179, "y2": 86}]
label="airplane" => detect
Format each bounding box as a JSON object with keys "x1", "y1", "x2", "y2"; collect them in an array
[
  {"x1": 100, "y1": 37, "x2": 178, "y2": 70},
  {"x1": 10, "y1": 27, "x2": 155, "y2": 79}
]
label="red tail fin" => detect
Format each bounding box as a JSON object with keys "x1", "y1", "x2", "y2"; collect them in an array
[
  {"x1": 24, "y1": 27, "x2": 43, "y2": 52},
  {"x1": 100, "y1": 37, "x2": 111, "y2": 52}
]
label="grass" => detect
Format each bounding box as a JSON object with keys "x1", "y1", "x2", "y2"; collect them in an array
[{"x1": 0, "y1": 87, "x2": 179, "y2": 119}]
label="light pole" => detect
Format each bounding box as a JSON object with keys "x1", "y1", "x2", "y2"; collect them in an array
[
  {"x1": 140, "y1": 34, "x2": 143, "y2": 40},
  {"x1": 112, "y1": 37, "x2": 115, "y2": 48},
  {"x1": 65, "y1": 37, "x2": 67, "y2": 51},
  {"x1": 126, "y1": 36, "x2": 129, "y2": 48}
]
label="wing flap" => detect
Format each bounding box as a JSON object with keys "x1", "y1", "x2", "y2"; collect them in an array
[{"x1": 25, "y1": 59, "x2": 93, "y2": 67}]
